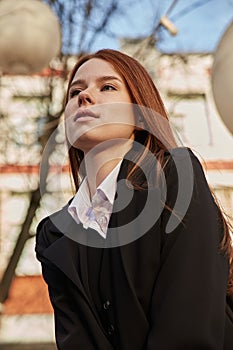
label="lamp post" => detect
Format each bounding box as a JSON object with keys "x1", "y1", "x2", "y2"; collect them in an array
[{"x1": 0, "y1": 0, "x2": 61, "y2": 311}]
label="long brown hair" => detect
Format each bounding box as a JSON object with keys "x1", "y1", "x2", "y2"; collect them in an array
[{"x1": 64, "y1": 49, "x2": 233, "y2": 296}]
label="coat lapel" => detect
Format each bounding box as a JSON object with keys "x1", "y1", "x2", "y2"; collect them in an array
[{"x1": 41, "y1": 154, "x2": 161, "y2": 320}]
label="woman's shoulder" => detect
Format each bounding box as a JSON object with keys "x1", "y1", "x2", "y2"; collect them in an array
[
  {"x1": 35, "y1": 201, "x2": 71, "y2": 251},
  {"x1": 164, "y1": 147, "x2": 202, "y2": 168},
  {"x1": 161, "y1": 147, "x2": 206, "y2": 186},
  {"x1": 160, "y1": 147, "x2": 218, "y2": 230},
  {"x1": 164, "y1": 147, "x2": 211, "y2": 193}
]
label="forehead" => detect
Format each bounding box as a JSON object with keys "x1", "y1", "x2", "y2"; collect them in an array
[{"x1": 72, "y1": 58, "x2": 120, "y2": 82}]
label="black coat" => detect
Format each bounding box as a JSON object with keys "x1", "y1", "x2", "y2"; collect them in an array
[{"x1": 35, "y1": 148, "x2": 233, "y2": 349}]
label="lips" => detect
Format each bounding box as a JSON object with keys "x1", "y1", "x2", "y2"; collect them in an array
[{"x1": 73, "y1": 108, "x2": 98, "y2": 122}]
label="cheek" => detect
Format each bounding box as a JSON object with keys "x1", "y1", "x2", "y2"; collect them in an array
[
  {"x1": 102, "y1": 103, "x2": 135, "y2": 125},
  {"x1": 64, "y1": 101, "x2": 73, "y2": 119},
  {"x1": 64, "y1": 105, "x2": 76, "y2": 146}
]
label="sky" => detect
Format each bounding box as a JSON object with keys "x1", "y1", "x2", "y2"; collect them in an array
[{"x1": 91, "y1": 0, "x2": 233, "y2": 54}]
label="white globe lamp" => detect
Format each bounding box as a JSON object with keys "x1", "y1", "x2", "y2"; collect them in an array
[
  {"x1": 0, "y1": 0, "x2": 61, "y2": 75},
  {"x1": 211, "y1": 21, "x2": 233, "y2": 134}
]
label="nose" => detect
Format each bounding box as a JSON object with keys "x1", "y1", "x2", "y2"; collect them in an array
[{"x1": 78, "y1": 89, "x2": 95, "y2": 107}]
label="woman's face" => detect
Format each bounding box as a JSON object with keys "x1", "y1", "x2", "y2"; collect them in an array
[{"x1": 65, "y1": 58, "x2": 135, "y2": 153}]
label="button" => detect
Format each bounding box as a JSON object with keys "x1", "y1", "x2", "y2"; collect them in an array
[
  {"x1": 103, "y1": 300, "x2": 111, "y2": 310},
  {"x1": 107, "y1": 324, "x2": 114, "y2": 336},
  {"x1": 97, "y1": 216, "x2": 106, "y2": 225}
]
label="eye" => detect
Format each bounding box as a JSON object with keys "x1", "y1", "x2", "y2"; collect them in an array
[
  {"x1": 101, "y1": 84, "x2": 116, "y2": 92},
  {"x1": 69, "y1": 89, "x2": 81, "y2": 98}
]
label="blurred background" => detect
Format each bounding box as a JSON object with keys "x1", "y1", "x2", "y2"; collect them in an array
[{"x1": 0, "y1": 0, "x2": 232, "y2": 348}]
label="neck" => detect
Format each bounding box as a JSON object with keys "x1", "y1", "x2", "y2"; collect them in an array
[{"x1": 83, "y1": 139, "x2": 133, "y2": 197}]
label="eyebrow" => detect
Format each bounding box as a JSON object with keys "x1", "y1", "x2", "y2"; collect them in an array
[{"x1": 69, "y1": 75, "x2": 123, "y2": 88}]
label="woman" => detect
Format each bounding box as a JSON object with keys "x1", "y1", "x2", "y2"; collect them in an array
[{"x1": 36, "y1": 49, "x2": 233, "y2": 349}]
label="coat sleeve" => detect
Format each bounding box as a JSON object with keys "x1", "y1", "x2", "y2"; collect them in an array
[
  {"x1": 35, "y1": 219, "x2": 102, "y2": 350},
  {"x1": 146, "y1": 149, "x2": 229, "y2": 349},
  {"x1": 42, "y1": 262, "x2": 99, "y2": 350}
]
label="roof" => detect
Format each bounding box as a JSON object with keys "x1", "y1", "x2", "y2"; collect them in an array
[
  {"x1": 0, "y1": 161, "x2": 233, "y2": 174},
  {"x1": 3, "y1": 275, "x2": 53, "y2": 315}
]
